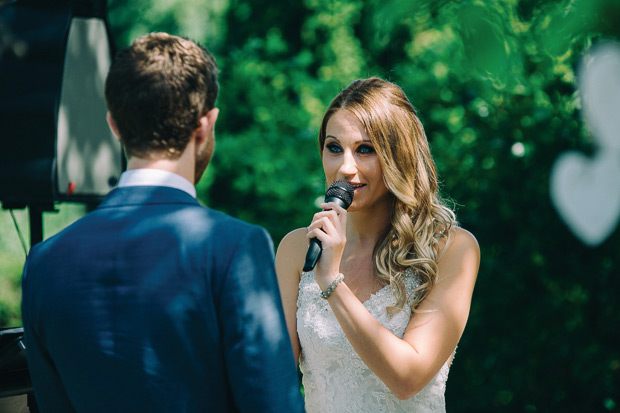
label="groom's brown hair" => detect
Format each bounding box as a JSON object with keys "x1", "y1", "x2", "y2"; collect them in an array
[{"x1": 105, "y1": 33, "x2": 219, "y2": 159}]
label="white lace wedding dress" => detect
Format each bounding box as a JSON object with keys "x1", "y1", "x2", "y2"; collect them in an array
[{"x1": 297, "y1": 269, "x2": 451, "y2": 412}]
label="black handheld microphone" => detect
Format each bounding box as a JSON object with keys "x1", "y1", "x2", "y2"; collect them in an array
[{"x1": 303, "y1": 180, "x2": 355, "y2": 272}]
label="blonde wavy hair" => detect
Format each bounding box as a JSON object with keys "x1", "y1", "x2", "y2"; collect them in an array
[{"x1": 318, "y1": 77, "x2": 457, "y2": 312}]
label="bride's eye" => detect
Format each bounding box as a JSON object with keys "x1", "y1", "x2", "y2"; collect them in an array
[
  {"x1": 357, "y1": 144, "x2": 375, "y2": 155},
  {"x1": 325, "y1": 143, "x2": 342, "y2": 154}
]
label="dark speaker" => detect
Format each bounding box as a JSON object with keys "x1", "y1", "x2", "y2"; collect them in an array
[
  {"x1": 0, "y1": 0, "x2": 123, "y2": 206},
  {"x1": 0, "y1": 327, "x2": 30, "y2": 399}
]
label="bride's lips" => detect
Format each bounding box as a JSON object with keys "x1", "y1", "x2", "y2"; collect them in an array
[{"x1": 348, "y1": 182, "x2": 366, "y2": 192}]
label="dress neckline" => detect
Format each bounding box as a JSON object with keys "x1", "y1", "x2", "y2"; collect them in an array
[
  {"x1": 361, "y1": 283, "x2": 391, "y2": 306},
  {"x1": 302, "y1": 270, "x2": 392, "y2": 306}
]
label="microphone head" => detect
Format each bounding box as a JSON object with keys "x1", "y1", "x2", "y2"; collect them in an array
[{"x1": 325, "y1": 180, "x2": 354, "y2": 209}]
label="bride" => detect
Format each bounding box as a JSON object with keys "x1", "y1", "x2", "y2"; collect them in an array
[{"x1": 276, "y1": 77, "x2": 480, "y2": 412}]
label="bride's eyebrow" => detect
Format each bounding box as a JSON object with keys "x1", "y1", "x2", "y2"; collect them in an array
[{"x1": 325, "y1": 136, "x2": 372, "y2": 145}]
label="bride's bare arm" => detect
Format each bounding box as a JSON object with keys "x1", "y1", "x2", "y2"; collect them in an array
[
  {"x1": 308, "y1": 204, "x2": 480, "y2": 399},
  {"x1": 275, "y1": 228, "x2": 308, "y2": 365}
]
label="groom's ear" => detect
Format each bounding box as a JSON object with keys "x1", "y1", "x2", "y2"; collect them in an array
[
  {"x1": 194, "y1": 108, "x2": 219, "y2": 144},
  {"x1": 107, "y1": 112, "x2": 121, "y2": 140},
  {"x1": 206, "y1": 107, "x2": 219, "y2": 130}
]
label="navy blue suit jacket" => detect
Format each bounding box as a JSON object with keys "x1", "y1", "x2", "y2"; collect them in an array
[{"x1": 21, "y1": 186, "x2": 304, "y2": 412}]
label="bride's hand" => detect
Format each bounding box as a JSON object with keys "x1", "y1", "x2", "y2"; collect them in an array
[{"x1": 306, "y1": 201, "x2": 347, "y2": 289}]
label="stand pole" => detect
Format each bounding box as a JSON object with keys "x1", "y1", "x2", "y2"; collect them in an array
[{"x1": 28, "y1": 205, "x2": 50, "y2": 248}]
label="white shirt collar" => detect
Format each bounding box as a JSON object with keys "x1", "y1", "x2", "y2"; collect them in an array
[{"x1": 118, "y1": 169, "x2": 197, "y2": 198}]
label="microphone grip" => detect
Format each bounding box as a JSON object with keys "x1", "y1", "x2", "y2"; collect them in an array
[
  {"x1": 302, "y1": 190, "x2": 352, "y2": 272},
  {"x1": 303, "y1": 238, "x2": 322, "y2": 272}
]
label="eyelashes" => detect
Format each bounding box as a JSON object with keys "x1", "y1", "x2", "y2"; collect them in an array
[
  {"x1": 325, "y1": 142, "x2": 375, "y2": 155},
  {"x1": 325, "y1": 143, "x2": 342, "y2": 154},
  {"x1": 357, "y1": 144, "x2": 375, "y2": 154}
]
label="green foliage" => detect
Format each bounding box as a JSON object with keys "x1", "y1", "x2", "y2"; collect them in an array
[
  {"x1": 0, "y1": 205, "x2": 87, "y2": 327},
  {"x1": 107, "y1": 0, "x2": 229, "y2": 49},
  {"x1": 193, "y1": 1, "x2": 620, "y2": 409},
  {"x1": 0, "y1": 250, "x2": 25, "y2": 327},
  {"x1": 0, "y1": 209, "x2": 30, "y2": 327}
]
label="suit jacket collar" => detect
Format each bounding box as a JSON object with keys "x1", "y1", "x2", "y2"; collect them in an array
[{"x1": 98, "y1": 186, "x2": 201, "y2": 209}]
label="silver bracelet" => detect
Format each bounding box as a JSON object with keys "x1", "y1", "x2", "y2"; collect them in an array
[{"x1": 320, "y1": 273, "x2": 344, "y2": 299}]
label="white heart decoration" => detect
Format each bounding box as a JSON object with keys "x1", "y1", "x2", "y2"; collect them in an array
[
  {"x1": 550, "y1": 41, "x2": 620, "y2": 246},
  {"x1": 550, "y1": 150, "x2": 620, "y2": 246},
  {"x1": 579, "y1": 41, "x2": 620, "y2": 150}
]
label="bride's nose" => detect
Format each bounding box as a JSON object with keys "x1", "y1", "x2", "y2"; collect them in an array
[{"x1": 339, "y1": 150, "x2": 357, "y2": 176}]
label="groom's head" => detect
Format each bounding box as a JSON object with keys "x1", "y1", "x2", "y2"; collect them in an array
[{"x1": 105, "y1": 33, "x2": 219, "y2": 161}]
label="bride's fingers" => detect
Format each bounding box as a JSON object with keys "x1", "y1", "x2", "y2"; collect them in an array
[
  {"x1": 307, "y1": 217, "x2": 336, "y2": 238},
  {"x1": 320, "y1": 202, "x2": 346, "y2": 215},
  {"x1": 307, "y1": 215, "x2": 330, "y2": 233},
  {"x1": 320, "y1": 203, "x2": 347, "y2": 226},
  {"x1": 311, "y1": 208, "x2": 344, "y2": 229},
  {"x1": 306, "y1": 217, "x2": 340, "y2": 243},
  {"x1": 313, "y1": 208, "x2": 340, "y2": 220},
  {"x1": 306, "y1": 206, "x2": 347, "y2": 250},
  {"x1": 306, "y1": 228, "x2": 328, "y2": 244}
]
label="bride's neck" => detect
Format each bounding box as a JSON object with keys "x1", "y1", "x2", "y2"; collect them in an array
[{"x1": 346, "y1": 205, "x2": 391, "y2": 246}]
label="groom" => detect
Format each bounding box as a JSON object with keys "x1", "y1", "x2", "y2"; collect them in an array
[{"x1": 21, "y1": 33, "x2": 303, "y2": 412}]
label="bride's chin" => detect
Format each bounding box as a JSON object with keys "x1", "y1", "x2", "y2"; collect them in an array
[{"x1": 346, "y1": 202, "x2": 362, "y2": 213}]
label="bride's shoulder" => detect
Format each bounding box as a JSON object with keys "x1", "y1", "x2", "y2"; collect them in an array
[
  {"x1": 275, "y1": 228, "x2": 308, "y2": 279},
  {"x1": 437, "y1": 227, "x2": 479, "y2": 260},
  {"x1": 436, "y1": 226, "x2": 480, "y2": 287},
  {"x1": 278, "y1": 227, "x2": 308, "y2": 251},
  {"x1": 447, "y1": 227, "x2": 479, "y2": 257}
]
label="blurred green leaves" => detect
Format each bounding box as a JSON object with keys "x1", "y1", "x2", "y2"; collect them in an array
[
  {"x1": 108, "y1": 0, "x2": 229, "y2": 49},
  {"x1": 164, "y1": 1, "x2": 620, "y2": 410},
  {"x1": 105, "y1": 3, "x2": 620, "y2": 409}
]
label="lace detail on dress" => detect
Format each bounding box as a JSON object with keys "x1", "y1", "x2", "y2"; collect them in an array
[{"x1": 297, "y1": 268, "x2": 451, "y2": 413}]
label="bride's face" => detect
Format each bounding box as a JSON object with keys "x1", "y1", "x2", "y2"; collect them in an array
[{"x1": 322, "y1": 110, "x2": 390, "y2": 212}]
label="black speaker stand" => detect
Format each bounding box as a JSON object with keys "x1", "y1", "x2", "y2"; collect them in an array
[{"x1": 27, "y1": 204, "x2": 57, "y2": 247}]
